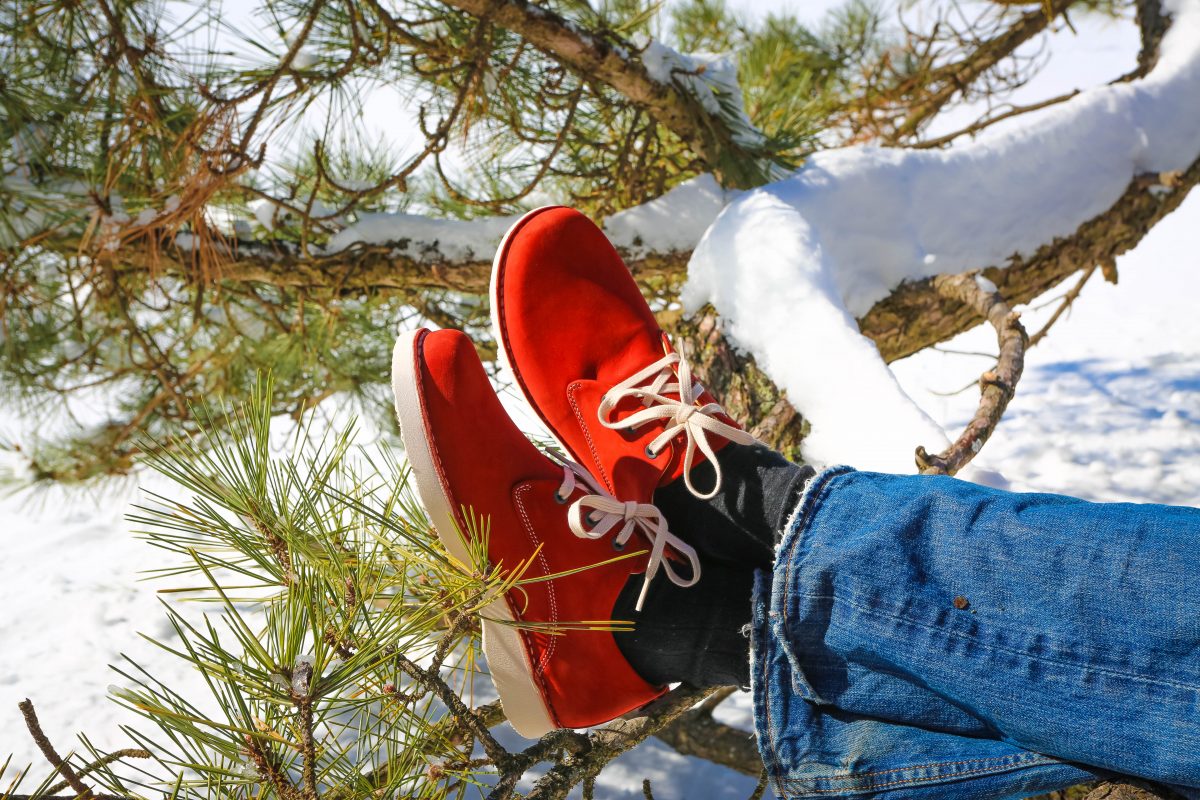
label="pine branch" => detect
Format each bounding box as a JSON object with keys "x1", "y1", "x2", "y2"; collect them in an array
[
  {"x1": 522, "y1": 686, "x2": 718, "y2": 800},
  {"x1": 889, "y1": 0, "x2": 1080, "y2": 142},
  {"x1": 861, "y1": 154, "x2": 1200, "y2": 363},
  {"x1": 92, "y1": 151, "x2": 1199, "y2": 372},
  {"x1": 652, "y1": 687, "x2": 762, "y2": 777},
  {"x1": 1135, "y1": 0, "x2": 1170, "y2": 76},
  {"x1": 89, "y1": 235, "x2": 689, "y2": 295},
  {"x1": 41, "y1": 749, "x2": 151, "y2": 796},
  {"x1": 915, "y1": 271, "x2": 1027, "y2": 476},
  {"x1": 436, "y1": 0, "x2": 775, "y2": 188}
]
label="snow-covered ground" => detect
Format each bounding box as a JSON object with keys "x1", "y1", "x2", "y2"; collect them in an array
[{"x1": 3, "y1": 6, "x2": 1199, "y2": 800}]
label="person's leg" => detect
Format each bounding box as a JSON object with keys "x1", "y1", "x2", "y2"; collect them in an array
[{"x1": 756, "y1": 466, "x2": 1200, "y2": 794}]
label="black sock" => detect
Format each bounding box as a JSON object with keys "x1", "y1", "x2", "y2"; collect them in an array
[
  {"x1": 612, "y1": 559, "x2": 756, "y2": 689},
  {"x1": 653, "y1": 444, "x2": 814, "y2": 569}
]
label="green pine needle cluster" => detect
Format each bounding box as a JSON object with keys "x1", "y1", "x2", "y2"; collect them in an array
[{"x1": 11, "y1": 377, "x2": 509, "y2": 799}]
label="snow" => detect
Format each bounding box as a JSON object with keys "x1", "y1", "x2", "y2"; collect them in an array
[
  {"x1": 325, "y1": 212, "x2": 519, "y2": 261},
  {"x1": 603, "y1": 174, "x2": 740, "y2": 258},
  {"x1": 6, "y1": 190, "x2": 1200, "y2": 793},
  {"x1": 638, "y1": 40, "x2": 766, "y2": 148},
  {"x1": 326, "y1": 174, "x2": 735, "y2": 262},
  {"x1": 682, "y1": 0, "x2": 1200, "y2": 472},
  {"x1": 251, "y1": 198, "x2": 278, "y2": 231}
]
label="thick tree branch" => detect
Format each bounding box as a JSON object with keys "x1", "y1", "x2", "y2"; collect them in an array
[
  {"x1": 671, "y1": 310, "x2": 808, "y2": 460},
  {"x1": 435, "y1": 0, "x2": 772, "y2": 188},
  {"x1": 97, "y1": 150, "x2": 1198, "y2": 377},
  {"x1": 523, "y1": 686, "x2": 717, "y2": 800},
  {"x1": 860, "y1": 156, "x2": 1200, "y2": 363},
  {"x1": 652, "y1": 688, "x2": 762, "y2": 777},
  {"x1": 95, "y1": 236, "x2": 688, "y2": 296},
  {"x1": 1135, "y1": 0, "x2": 1170, "y2": 76}
]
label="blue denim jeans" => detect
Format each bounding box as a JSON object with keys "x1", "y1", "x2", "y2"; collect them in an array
[{"x1": 752, "y1": 467, "x2": 1200, "y2": 799}]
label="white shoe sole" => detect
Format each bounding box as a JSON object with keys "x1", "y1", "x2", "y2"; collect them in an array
[{"x1": 390, "y1": 328, "x2": 557, "y2": 739}]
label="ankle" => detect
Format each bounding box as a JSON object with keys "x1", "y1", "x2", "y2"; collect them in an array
[
  {"x1": 612, "y1": 559, "x2": 756, "y2": 688},
  {"x1": 653, "y1": 444, "x2": 815, "y2": 568}
]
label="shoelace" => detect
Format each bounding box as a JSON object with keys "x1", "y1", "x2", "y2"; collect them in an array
[
  {"x1": 551, "y1": 453, "x2": 699, "y2": 611},
  {"x1": 597, "y1": 348, "x2": 757, "y2": 500}
]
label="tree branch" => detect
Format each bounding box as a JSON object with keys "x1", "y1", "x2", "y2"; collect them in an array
[
  {"x1": 19, "y1": 698, "x2": 95, "y2": 800},
  {"x1": 93, "y1": 235, "x2": 688, "y2": 296},
  {"x1": 860, "y1": 156, "x2": 1200, "y2": 363},
  {"x1": 890, "y1": 0, "x2": 1079, "y2": 142},
  {"x1": 915, "y1": 272, "x2": 1027, "y2": 475},
  {"x1": 1135, "y1": 0, "x2": 1170, "y2": 76},
  {"x1": 523, "y1": 686, "x2": 718, "y2": 800},
  {"x1": 435, "y1": 0, "x2": 773, "y2": 188},
  {"x1": 81, "y1": 144, "x2": 1197, "y2": 384},
  {"x1": 652, "y1": 687, "x2": 762, "y2": 777}
]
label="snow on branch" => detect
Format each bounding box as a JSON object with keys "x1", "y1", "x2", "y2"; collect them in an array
[
  {"x1": 325, "y1": 174, "x2": 736, "y2": 263},
  {"x1": 438, "y1": 0, "x2": 777, "y2": 187},
  {"x1": 683, "y1": 0, "x2": 1200, "y2": 474}
]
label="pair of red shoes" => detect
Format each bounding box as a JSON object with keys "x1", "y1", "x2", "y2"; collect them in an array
[{"x1": 391, "y1": 208, "x2": 755, "y2": 737}]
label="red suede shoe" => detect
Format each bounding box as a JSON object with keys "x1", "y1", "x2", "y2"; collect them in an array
[
  {"x1": 490, "y1": 207, "x2": 757, "y2": 507},
  {"x1": 392, "y1": 327, "x2": 699, "y2": 737}
]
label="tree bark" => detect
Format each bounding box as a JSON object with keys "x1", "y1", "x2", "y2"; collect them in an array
[
  {"x1": 438, "y1": 0, "x2": 772, "y2": 188},
  {"x1": 859, "y1": 157, "x2": 1200, "y2": 363},
  {"x1": 91, "y1": 148, "x2": 1200, "y2": 376}
]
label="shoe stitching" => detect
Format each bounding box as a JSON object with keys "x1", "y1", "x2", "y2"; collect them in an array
[
  {"x1": 513, "y1": 482, "x2": 559, "y2": 675},
  {"x1": 415, "y1": 334, "x2": 560, "y2": 729},
  {"x1": 782, "y1": 753, "x2": 1053, "y2": 782},
  {"x1": 568, "y1": 382, "x2": 615, "y2": 494},
  {"x1": 775, "y1": 755, "x2": 1059, "y2": 796}
]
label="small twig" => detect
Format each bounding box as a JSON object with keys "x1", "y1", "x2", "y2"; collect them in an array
[
  {"x1": 19, "y1": 698, "x2": 95, "y2": 800},
  {"x1": 915, "y1": 89, "x2": 1080, "y2": 149},
  {"x1": 642, "y1": 778, "x2": 655, "y2": 800},
  {"x1": 244, "y1": 734, "x2": 300, "y2": 800},
  {"x1": 430, "y1": 609, "x2": 477, "y2": 674},
  {"x1": 748, "y1": 768, "x2": 770, "y2": 800},
  {"x1": 1027, "y1": 263, "x2": 1097, "y2": 347},
  {"x1": 393, "y1": 651, "x2": 512, "y2": 769},
  {"x1": 44, "y1": 749, "x2": 151, "y2": 795},
  {"x1": 915, "y1": 271, "x2": 1027, "y2": 475}
]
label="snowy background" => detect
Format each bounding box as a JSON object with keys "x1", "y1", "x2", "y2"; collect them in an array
[{"x1": 2, "y1": 1, "x2": 1198, "y2": 797}]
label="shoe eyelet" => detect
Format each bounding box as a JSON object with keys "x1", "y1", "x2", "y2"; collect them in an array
[
  {"x1": 553, "y1": 491, "x2": 568, "y2": 505},
  {"x1": 644, "y1": 445, "x2": 659, "y2": 459},
  {"x1": 611, "y1": 540, "x2": 626, "y2": 552},
  {"x1": 587, "y1": 511, "x2": 604, "y2": 526}
]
